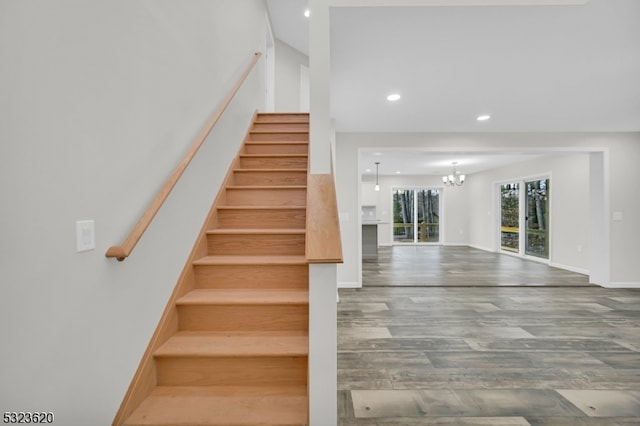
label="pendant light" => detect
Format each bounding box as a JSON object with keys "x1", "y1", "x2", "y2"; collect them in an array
[{"x1": 374, "y1": 162, "x2": 380, "y2": 191}]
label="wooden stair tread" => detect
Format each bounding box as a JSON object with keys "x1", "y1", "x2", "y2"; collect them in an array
[
  {"x1": 250, "y1": 129, "x2": 309, "y2": 134},
  {"x1": 234, "y1": 168, "x2": 307, "y2": 172},
  {"x1": 258, "y1": 112, "x2": 309, "y2": 116},
  {"x1": 239, "y1": 154, "x2": 308, "y2": 158},
  {"x1": 245, "y1": 141, "x2": 308, "y2": 144},
  {"x1": 253, "y1": 121, "x2": 309, "y2": 124},
  {"x1": 217, "y1": 205, "x2": 305, "y2": 210},
  {"x1": 207, "y1": 228, "x2": 305, "y2": 235},
  {"x1": 124, "y1": 386, "x2": 308, "y2": 426},
  {"x1": 177, "y1": 289, "x2": 308, "y2": 305},
  {"x1": 193, "y1": 255, "x2": 307, "y2": 265},
  {"x1": 226, "y1": 185, "x2": 306, "y2": 189},
  {"x1": 155, "y1": 332, "x2": 308, "y2": 357}
]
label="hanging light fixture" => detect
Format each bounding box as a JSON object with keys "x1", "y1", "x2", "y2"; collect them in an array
[
  {"x1": 374, "y1": 162, "x2": 380, "y2": 191},
  {"x1": 442, "y1": 161, "x2": 465, "y2": 187}
]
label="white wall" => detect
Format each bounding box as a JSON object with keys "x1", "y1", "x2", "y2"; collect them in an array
[
  {"x1": 0, "y1": 1, "x2": 268, "y2": 424},
  {"x1": 336, "y1": 132, "x2": 640, "y2": 287},
  {"x1": 274, "y1": 39, "x2": 309, "y2": 112}
]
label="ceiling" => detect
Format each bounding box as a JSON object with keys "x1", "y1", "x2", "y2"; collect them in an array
[{"x1": 266, "y1": 0, "x2": 640, "y2": 176}]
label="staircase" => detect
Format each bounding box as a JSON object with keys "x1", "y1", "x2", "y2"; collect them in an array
[{"x1": 122, "y1": 113, "x2": 310, "y2": 426}]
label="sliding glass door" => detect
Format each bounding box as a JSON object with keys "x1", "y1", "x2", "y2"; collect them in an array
[
  {"x1": 500, "y1": 183, "x2": 520, "y2": 253},
  {"x1": 393, "y1": 188, "x2": 440, "y2": 244},
  {"x1": 525, "y1": 178, "x2": 550, "y2": 258},
  {"x1": 393, "y1": 189, "x2": 415, "y2": 243},
  {"x1": 417, "y1": 189, "x2": 440, "y2": 242},
  {"x1": 499, "y1": 178, "x2": 550, "y2": 259}
]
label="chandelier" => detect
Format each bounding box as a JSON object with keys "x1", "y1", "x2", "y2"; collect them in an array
[{"x1": 442, "y1": 162, "x2": 465, "y2": 187}]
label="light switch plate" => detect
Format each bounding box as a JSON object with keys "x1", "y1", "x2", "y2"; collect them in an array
[{"x1": 76, "y1": 220, "x2": 95, "y2": 252}]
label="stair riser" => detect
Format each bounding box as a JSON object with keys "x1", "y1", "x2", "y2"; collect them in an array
[
  {"x1": 194, "y1": 264, "x2": 308, "y2": 289},
  {"x1": 155, "y1": 356, "x2": 307, "y2": 387},
  {"x1": 177, "y1": 305, "x2": 308, "y2": 332},
  {"x1": 239, "y1": 156, "x2": 307, "y2": 169},
  {"x1": 252, "y1": 123, "x2": 309, "y2": 133},
  {"x1": 256, "y1": 113, "x2": 309, "y2": 123},
  {"x1": 233, "y1": 171, "x2": 307, "y2": 186},
  {"x1": 216, "y1": 208, "x2": 306, "y2": 229},
  {"x1": 207, "y1": 234, "x2": 305, "y2": 256},
  {"x1": 244, "y1": 143, "x2": 308, "y2": 155},
  {"x1": 224, "y1": 188, "x2": 306, "y2": 206},
  {"x1": 247, "y1": 132, "x2": 309, "y2": 142}
]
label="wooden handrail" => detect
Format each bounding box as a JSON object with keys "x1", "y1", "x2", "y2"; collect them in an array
[
  {"x1": 306, "y1": 173, "x2": 344, "y2": 264},
  {"x1": 106, "y1": 52, "x2": 262, "y2": 261}
]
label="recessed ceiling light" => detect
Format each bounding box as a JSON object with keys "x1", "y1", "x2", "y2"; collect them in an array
[
  {"x1": 395, "y1": 171, "x2": 401, "y2": 174},
  {"x1": 387, "y1": 94, "x2": 401, "y2": 102},
  {"x1": 304, "y1": 9, "x2": 310, "y2": 18},
  {"x1": 365, "y1": 169, "x2": 372, "y2": 173},
  {"x1": 477, "y1": 114, "x2": 491, "y2": 121}
]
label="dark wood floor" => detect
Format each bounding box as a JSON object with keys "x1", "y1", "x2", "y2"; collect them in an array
[
  {"x1": 363, "y1": 246, "x2": 592, "y2": 287},
  {"x1": 339, "y1": 247, "x2": 640, "y2": 425}
]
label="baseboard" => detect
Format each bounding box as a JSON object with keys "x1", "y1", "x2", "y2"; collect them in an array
[
  {"x1": 549, "y1": 262, "x2": 589, "y2": 276},
  {"x1": 600, "y1": 281, "x2": 640, "y2": 289},
  {"x1": 467, "y1": 244, "x2": 494, "y2": 253},
  {"x1": 338, "y1": 281, "x2": 361, "y2": 289}
]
